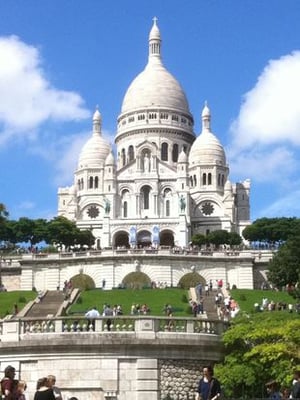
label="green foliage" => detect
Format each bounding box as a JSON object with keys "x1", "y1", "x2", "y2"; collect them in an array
[
  {"x1": 122, "y1": 272, "x2": 151, "y2": 289},
  {"x1": 178, "y1": 272, "x2": 202, "y2": 289},
  {"x1": 18, "y1": 296, "x2": 27, "y2": 303},
  {"x1": 268, "y1": 235, "x2": 300, "y2": 288},
  {"x1": 242, "y1": 217, "x2": 300, "y2": 244},
  {"x1": 215, "y1": 312, "x2": 300, "y2": 398},
  {"x1": 181, "y1": 293, "x2": 188, "y2": 303},
  {"x1": 71, "y1": 274, "x2": 95, "y2": 290}
]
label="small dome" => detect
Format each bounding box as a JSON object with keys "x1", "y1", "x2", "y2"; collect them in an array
[
  {"x1": 78, "y1": 135, "x2": 111, "y2": 168},
  {"x1": 105, "y1": 151, "x2": 115, "y2": 166},
  {"x1": 189, "y1": 131, "x2": 226, "y2": 165},
  {"x1": 189, "y1": 103, "x2": 226, "y2": 166},
  {"x1": 78, "y1": 108, "x2": 111, "y2": 168},
  {"x1": 178, "y1": 149, "x2": 188, "y2": 163}
]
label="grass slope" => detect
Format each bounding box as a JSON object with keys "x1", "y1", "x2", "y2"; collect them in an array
[{"x1": 69, "y1": 288, "x2": 190, "y2": 316}]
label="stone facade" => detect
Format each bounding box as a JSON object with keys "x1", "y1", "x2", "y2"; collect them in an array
[{"x1": 57, "y1": 19, "x2": 251, "y2": 250}]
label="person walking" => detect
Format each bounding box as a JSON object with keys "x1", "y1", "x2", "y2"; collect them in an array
[
  {"x1": 196, "y1": 365, "x2": 221, "y2": 400},
  {"x1": 1, "y1": 365, "x2": 18, "y2": 400},
  {"x1": 265, "y1": 380, "x2": 281, "y2": 400},
  {"x1": 291, "y1": 371, "x2": 300, "y2": 399}
]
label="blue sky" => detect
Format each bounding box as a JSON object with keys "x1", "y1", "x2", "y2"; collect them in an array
[{"x1": 1, "y1": 0, "x2": 300, "y2": 222}]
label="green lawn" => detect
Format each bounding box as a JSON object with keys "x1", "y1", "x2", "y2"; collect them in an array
[
  {"x1": 69, "y1": 288, "x2": 191, "y2": 316},
  {"x1": 0, "y1": 291, "x2": 36, "y2": 318},
  {"x1": 230, "y1": 288, "x2": 298, "y2": 314},
  {"x1": 0, "y1": 288, "x2": 298, "y2": 319}
]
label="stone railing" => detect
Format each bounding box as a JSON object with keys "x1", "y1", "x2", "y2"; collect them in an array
[
  {"x1": 18, "y1": 248, "x2": 266, "y2": 261},
  {"x1": 0, "y1": 315, "x2": 228, "y2": 342}
]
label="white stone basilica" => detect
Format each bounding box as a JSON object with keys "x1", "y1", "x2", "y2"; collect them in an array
[{"x1": 58, "y1": 19, "x2": 251, "y2": 249}]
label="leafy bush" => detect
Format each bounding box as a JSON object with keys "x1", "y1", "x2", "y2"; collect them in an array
[
  {"x1": 71, "y1": 274, "x2": 95, "y2": 290},
  {"x1": 181, "y1": 293, "x2": 188, "y2": 303},
  {"x1": 18, "y1": 296, "x2": 27, "y2": 303},
  {"x1": 122, "y1": 272, "x2": 151, "y2": 289},
  {"x1": 178, "y1": 272, "x2": 202, "y2": 289}
]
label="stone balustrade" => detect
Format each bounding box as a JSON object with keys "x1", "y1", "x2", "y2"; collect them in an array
[{"x1": 0, "y1": 315, "x2": 228, "y2": 342}]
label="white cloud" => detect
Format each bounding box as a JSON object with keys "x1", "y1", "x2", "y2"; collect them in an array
[
  {"x1": 229, "y1": 51, "x2": 300, "y2": 185},
  {"x1": 230, "y1": 51, "x2": 300, "y2": 149},
  {"x1": 0, "y1": 35, "x2": 90, "y2": 146}
]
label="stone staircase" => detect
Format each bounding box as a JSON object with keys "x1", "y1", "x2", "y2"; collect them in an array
[
  {"x1": 19, "y1": 290, "x2": 67, "y2": 318},
  {"x1": 189, "y1": 287, "x2": 218, "y2": 319}
]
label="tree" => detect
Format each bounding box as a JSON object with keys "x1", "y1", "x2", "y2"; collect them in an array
[
  {"x1": 215, "y1": 313, "x2": 300, "y2": 398},
  {"x1": 13, "y1": 217, "x2": 48, "y2": 246},
  {"x1": 243, "y1": 217, "x2": 300, "y2": 245},
  {"x1": 207, "y1": 230, "x2": 229, "y2": 248},
  {"x1": 267, "y1": 235, "x2": 300, "y2": 289},
  {"x1": 191, "y1": 233, "x2": 207, "y2": 247},
  {"x1": 46, "y1": 216, "x2": 80, "y2": 248}
]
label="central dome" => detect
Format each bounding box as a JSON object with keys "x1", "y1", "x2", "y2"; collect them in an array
[{"x1": 120, "y1": 18, "x2": 190, "y2": 115}]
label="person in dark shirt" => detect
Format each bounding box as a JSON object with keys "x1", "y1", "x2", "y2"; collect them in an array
[
  {"x1": 196, "y1": 365, "x2": 221, "y2": 400},
  {"x1": 1, "y1": 365, "x2": 18, "y2": 400},
  {"x1": 34, "y1": 378, "x2": 55, "y2": 400}
]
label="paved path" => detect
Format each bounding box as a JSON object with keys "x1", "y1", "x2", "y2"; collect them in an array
[{"x1": 22, "y1": 290, "x2": 66, "y2": 318}]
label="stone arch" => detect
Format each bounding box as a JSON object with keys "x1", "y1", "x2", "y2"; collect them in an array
[
  {"x1": 70, "y1": 273, "x2": 95, "y2": 290},
  {"x1": 122, "y1": 271, "x2": 151, "y2": 289},
  {"x1": 178, "y1": 272, "x2": 204, "y2": 289},
  {"x1": 137, "y1": 230, "x2": 151, "y2": 247},
  {"x1": 160, "y1": 230, "x2": 175, "y2": 247},
  {"x1": 114, "y1": 230, "x2": 129, "y2": 248}
]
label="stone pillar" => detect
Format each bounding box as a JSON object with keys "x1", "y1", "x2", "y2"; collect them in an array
[
  {"x1": 102, "y1": 216, "x2": 111, "y2": 248},
  {"x1": 136, "y1": 358, "x2": 159, "y2": 400}
]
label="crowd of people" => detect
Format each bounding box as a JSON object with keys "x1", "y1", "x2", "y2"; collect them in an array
[{"x1": 0, "y1": 366, "x2": 79, "y2": 400}]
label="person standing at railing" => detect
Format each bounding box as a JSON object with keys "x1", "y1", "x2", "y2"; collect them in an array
[
  {"x1": 85, "y1": 307, "x2": 100, "y2": 331},
  {"x1": 195, "y1": 365, "x2": 221, "y2": 400}
]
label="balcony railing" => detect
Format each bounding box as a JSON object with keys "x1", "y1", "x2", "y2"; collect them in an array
[{"x1": 0, "y1": 315, "x2": 228, "y2": 341}]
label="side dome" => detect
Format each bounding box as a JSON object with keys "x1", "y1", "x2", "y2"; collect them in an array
[
  {"x1": 120, "y1": 18, "x2": 191, "y2": 115},
  {"x1": 78, "y1": 108, "x2": 111, "y2": 168},
  {"x1": 189, "y1": 104, "x2": 226, "y2": 166}
]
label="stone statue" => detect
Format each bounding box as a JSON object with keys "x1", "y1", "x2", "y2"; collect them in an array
[
  {"x1": 179, "y1": 195, "x2": 186, "y2": 212},
  {"x1": 144, "y1": 153, "x2": 150, "y2": 172}
]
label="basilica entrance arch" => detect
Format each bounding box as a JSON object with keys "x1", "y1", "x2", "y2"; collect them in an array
[
  {"x1": 114, "y1": 231, "x2": 129, "y2": 248},
  {"x1": 137, "y1": 230, "x2": 151, "y2": 247},
  {"x1": 160, "y1": 230, "x2": 175, "y2": 247}
]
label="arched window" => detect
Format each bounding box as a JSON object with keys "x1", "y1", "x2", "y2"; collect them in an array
[
  {"x1": 81, "y1": 178, "x2": 84, "y2": 190},
  {"x1": 141, "y1": 186, "x2": 151, "y2": 210},
  {"x1": 123, "y1": 201, "x2": 128, "y2": 218},
  {"x1": 77, "y1": 179, "x2": 81, "y2": 190},
  {"x1": 202, "y1": 173, "x2": 207, "y2": 185},
  {"x1": 222, "y1": 175, "x2": 225, "y2": 186},
  {"x1": 128, "y1": 145, "x2": 134, "y2": 162},
  {"x1": 172, "y1": 144, "x2": 179, "y2": 162},
  {"x1": 208, "y1": 173, "x2": 212, "y2": 185},
  {"x1": 190, "y1": 176, "x2": 193, "y2": 187},
  {"x1": 218, "y1": 174, "x2": 221, "y2": 186},
  {"x1": 95, "y1": 176, "x2": 99, "y2": 189},
  {"x1": 166, "y1": 200, "x2": 170, "y2": 217},
  {"x1": 121, "y1": 148, "x2": 126, "y2": 167},
  {"x1": 161, "y1": 142, "x2": 168, "y2": 161},
  {"x1": 89, "y1": 176, "x2": 93, "y2": 189},
  {"x1": 194, "y1": 175, "x2": 197, "y2": 186}
]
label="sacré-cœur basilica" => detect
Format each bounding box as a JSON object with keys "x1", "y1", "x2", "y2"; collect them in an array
[{"x1": 57, "y1": 18, "x2": 251, "y2": 252}]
